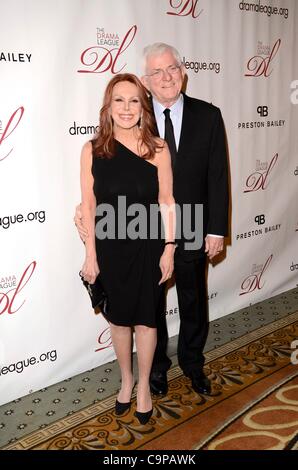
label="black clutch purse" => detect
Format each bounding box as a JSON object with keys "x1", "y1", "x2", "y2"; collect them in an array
[{"x1": 79, "y1": 271, "x2": 108, "y2": 315}]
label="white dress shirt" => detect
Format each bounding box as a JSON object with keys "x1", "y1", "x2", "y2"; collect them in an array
[{"x1": 152, "y1": 94, "x2": 184, "y2": 150}]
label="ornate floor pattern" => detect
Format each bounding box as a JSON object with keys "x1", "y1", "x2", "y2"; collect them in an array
[
  {"x1": 200, "y1": 374, "x2": 298, "y2": 450},
  {"x1": 3, "y1": 310, "x2": 298, "y2": 450},
  {"x1": 1, "y1": 287, "x2": 298, "y2": 449}
]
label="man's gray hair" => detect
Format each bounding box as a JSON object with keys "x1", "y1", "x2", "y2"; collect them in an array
[{"x1": 142, "y1": 42, "x2": 182, "y2": 74}]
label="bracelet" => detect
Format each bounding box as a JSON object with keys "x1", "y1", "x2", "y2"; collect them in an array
[{"x1": 165, "y1": 241, "x2": 176, "y2": 246}]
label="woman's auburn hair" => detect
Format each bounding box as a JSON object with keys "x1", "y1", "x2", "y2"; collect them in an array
[{"x1": 92, "y1": 73, "x2": 162, "y2": 160}]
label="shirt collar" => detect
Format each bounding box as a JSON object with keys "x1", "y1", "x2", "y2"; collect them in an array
[{"x1": 152, "y1": 94, "x2": 184, "y2": 118}]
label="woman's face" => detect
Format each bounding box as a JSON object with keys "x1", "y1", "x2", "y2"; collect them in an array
[{"x1": 110, "y1": 81, "x2": 142, "y2": 131}]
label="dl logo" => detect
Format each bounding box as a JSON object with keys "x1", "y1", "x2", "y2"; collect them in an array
[
  {"x1": 291, "y1": 340, "x2": 298, "y2": 365},
  {"x1": 167, "y1": 0, "x2": 203, "y2": 18},
  {"x1": 255, "y1": 215, "x2": 265, "y2": 225},
  {"x1": 290, "y1": 80, "x2": 298, "y2": 105},
  {"x1": 257, "y1": 106, "x2": 268, "y2": 117}
]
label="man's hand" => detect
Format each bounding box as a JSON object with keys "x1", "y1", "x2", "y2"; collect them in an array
[
  {"x1": 205, "y1": 235, "x2": 224, "y2": 260},
  {"x1": 74, "y1": 203, "x2": 89, "y2": 243}
]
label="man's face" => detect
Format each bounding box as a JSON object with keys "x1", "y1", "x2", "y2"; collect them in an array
[{"x1": 142, "y1": 50, "x2": 185, "y2": 107}]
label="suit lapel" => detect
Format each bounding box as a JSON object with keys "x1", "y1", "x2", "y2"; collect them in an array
[{"x1": 177, "y1": 94, "x2": 195, "y2": 156}]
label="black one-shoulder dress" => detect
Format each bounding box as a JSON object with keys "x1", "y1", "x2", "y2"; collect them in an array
[{"x1": 91, "y1": 140, "x2": 163, "y2": 327}]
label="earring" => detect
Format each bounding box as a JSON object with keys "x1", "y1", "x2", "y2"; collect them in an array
[{"x1": 139, "y1": 113, "x2": 143, "y2": 129}]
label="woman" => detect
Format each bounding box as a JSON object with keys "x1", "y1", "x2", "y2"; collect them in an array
[{"x1": 80, "y1": 73, "x2": 176, "y2": 425}]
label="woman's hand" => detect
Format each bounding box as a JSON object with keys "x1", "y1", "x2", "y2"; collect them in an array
[
  {"x1": 81, "y1": 256, "x2": 100, "y2": 284},
  {"x1": 74, "y1": 203, "x2": 89, "y2": 242},
  {"x1": 159, "y1": 245, "x2": 175, "y2": 285}
]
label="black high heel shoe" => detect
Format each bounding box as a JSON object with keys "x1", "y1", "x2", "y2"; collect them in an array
[
  {"x1": 115, "y1": 399, "x2": 131, "y2": 416},
  {"x1": 134, "y1": 408, "x2": 153, "y2": 425}
]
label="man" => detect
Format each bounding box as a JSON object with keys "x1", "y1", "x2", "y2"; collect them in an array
[
  {"x1": 140, "y1": 43, "x2": 228, "y2": 396},
  {"x1": 75, "y1": 43, "x2": 229, "y2": 397}
]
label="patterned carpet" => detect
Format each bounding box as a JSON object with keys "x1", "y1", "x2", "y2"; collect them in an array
[{"x1": 3, "y1": 310, "x2": 297, "y2": 451}]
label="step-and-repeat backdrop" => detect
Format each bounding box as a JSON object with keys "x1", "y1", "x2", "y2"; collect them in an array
[{"x1": 1, "y1": 0, "x2": 297, "y2": 405}]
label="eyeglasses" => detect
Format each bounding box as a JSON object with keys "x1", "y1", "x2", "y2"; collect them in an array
[{"x1": 145, "y1": 64, "x2": 181, "y2": 80}]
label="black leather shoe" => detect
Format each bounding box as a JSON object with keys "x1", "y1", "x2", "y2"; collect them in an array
[
  {"x1": 134, "y1": 408, "x2": 153, "y2": 425},
  {"x1": 149, "y1": 371, "x2": 168, "y2": 396},
  {"x1": 185, "y1": 371, "x2": 211, "y2": 395},
  {"x1": 115, "y1": 399, "x2": 131, "y2": 415}
]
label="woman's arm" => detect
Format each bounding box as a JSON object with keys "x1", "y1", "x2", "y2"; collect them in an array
[
  {"x1": 80, "y1": 141, "x2": 99, "y2": 283},
  {"x1": 155, "y1": 141, "x2": 176, "y2": 284}
]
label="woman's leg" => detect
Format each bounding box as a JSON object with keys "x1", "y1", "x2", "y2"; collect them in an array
[
  {"x1": 135, "y1": 325, "x2": 157, "y2": 412},
  {"x1": 109, "y1": 322, "x2": 134, "y2": 402}
]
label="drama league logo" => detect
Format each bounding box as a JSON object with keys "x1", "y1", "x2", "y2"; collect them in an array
[
  {"x1": 245, "y1": 39, "x2": 281, "y2": 77},
  {"x1": 166, "y1": 0, "x2": 203, "y2": 18},
  {"x1": 0, "y1": 107, "x2": 24, "y2": 162},
  {"x1": 95, "y1": 327, "x2": 113, "y2": 352},
  {"x1": 290, "y1": 261, "x2": 298, "y2": 271},
  {"x1": 0, "y1": 261, "x2": 36, "y2": 315},
  {"x1": 244, "y1": 153, "x2": 278, "y2": 193},
  {"x1": 78, "y1": 25, "x2": 137, "y2": 74},
  {"x1": 240, "y1": 255, "x2": 273, "y2": 296}
]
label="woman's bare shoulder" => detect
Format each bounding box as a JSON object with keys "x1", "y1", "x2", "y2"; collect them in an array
[
  {"x1": 80, "y1": 141, "x2": 93, "y2": 169},
  {"x1": 82, "y1": 140, "x2": 93, "y2": 154}
]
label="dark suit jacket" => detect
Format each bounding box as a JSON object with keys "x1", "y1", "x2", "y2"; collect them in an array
[{"x1": 152, "y1": 93, "x2": 229, "y2": 260}]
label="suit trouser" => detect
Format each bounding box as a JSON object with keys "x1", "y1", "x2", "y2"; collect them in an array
[{"x1": 152, "y1": 254, "x2": 209, "y2": 375}]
